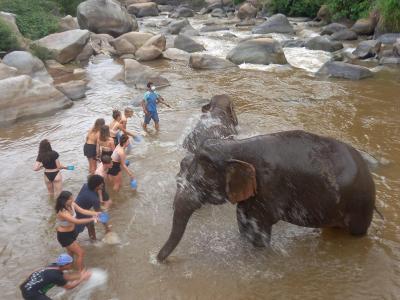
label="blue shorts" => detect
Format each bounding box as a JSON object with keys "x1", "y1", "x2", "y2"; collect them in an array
[{"x1": 144, "y1": 111, "x2": 159, "y2": 124}]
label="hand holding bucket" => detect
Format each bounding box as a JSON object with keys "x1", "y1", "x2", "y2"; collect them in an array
[{"x1": 99, "y1": 212, "x2": 109, "y2": 224}]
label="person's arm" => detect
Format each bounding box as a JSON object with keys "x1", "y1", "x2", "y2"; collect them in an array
[
  {"x1": 142, "y1": 99, "x2": 149, "y2": 115},
  {"x1": 117, "y1": 122, "x2": 140, "y2": 138},
  {"x1": 157, "y1": 94, "x2": 171, "y2": 108},
  {"x1": 55, "y1": 159, "x2": 66, "y2": 170},
  {"x1": 63, "y1": 270, "x2": 91, "y2": 289},
  {"x1": 58, "y1": 210, "x2": 96, "y2": 225},
  {"x1": 33, "y1": 161, "x2": 43, "y2": 171},
  {"x1": 72, "y1": 202, "x2": 99, "y2": 217},
  {"x1": 119, "y1": 151, "x2": 135, "y2": 178}
]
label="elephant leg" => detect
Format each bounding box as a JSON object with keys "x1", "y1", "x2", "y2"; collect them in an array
[
  {"x1": 236, "y1": 200, "x2": 274, "y2": 247},
  {"x1": 347, "y1": 196, "x2": 374, "y2": 236}
]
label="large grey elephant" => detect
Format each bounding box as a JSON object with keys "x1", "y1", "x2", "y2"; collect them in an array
[
  {"x1": 157, "y1": 130, "x2": 376, "y2": 261},
  {"x1": 182, "y1": 94, "x2": 238, "y2": 153}
]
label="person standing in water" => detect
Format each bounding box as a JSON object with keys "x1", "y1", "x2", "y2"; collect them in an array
[
  {"x1": 34, "y1": 139, "x2": 66, "y2": 197},
  {"x1": 141, "y1": 82, "x2": 171, "y2": 132},
  {"x1": 97, "y1": 125, "x2": 115, "y2": 161},
  {"x1": 20, "y1": 253, "x2": 91, "y2": 300},
  {"x1": 84, "y1": 118, "x2": 105, "y2": 175},
  {"x1": 55, "y1": 191, "x2": 99, "y2": 272},
  {"x1": 95, "y1": 155, "x2": 113, "y2": 210}
]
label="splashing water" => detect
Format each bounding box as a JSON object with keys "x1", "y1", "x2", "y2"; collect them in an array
[{"x1": 71, "y1": 268, "x2": 108, "y2": 300}]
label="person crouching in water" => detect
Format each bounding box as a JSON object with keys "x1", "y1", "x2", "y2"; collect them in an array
[
  {"x1": 20, "y1": 253, "x2": 91, "y2": 300},
  {"x1": 95, "y1": 155, "x2": 113, "y2": 210},
  {"x1": 107, "y1": 134, "x2": 135, "y2": 192},
  {"x1": 55, "y1": 191, "x2": 99, "y2": 271},
  {"x1": 142, "y1": 82, "x2": 171, "y2": 132}
]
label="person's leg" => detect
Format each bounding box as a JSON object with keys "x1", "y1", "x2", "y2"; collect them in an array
[
  {"x1": 66, "y1": 241, "x2": 85, "y2": 271},
  {"x1": 87, "y1": 222, "x2": 96, "y2": 241},
  {"x1": 44, "y1": 175, "x2": 54, "y2": 195},
  {"x1": 89, "y1": 158, "x2": 97, "y2": 175},
  {"x1": 113, "y1": 172, "x2": 122, "y2": 192},
  {"x1": 153, "y1": 112, "x2": 160, "y2": 131},
  {"x1": 53, "y1": 172, "x2": 63, "y2": 198},
  {"x1": 143, "y1": 114, "x2": 151, "y2": 131}
]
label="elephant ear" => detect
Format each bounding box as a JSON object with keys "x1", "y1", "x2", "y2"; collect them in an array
[
  {"x1": 229, "y1": 101, "x2": 238, "y2": 126},
  {"x1": 225, "y1": 159, "x2": 257, "y2": 204}
]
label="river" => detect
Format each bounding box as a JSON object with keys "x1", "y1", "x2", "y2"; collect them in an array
[{"x1": 0, "y1": 15, "x2": 399, "y2": 299}]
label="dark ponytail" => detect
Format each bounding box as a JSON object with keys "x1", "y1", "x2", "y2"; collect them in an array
[
  {"x1": 55, "y1": 191, "x2": 73, "y2": 213},
  {"x1": 119, "y1": 134, "x2": 129, "y2": 146}
]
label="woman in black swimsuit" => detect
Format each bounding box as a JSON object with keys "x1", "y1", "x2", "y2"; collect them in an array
[{"x1": 33, "y1": 139, "x2": 65, "y2": 197}]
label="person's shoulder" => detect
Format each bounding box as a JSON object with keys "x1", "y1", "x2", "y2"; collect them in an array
[{"x1": 52, "y1": 150, "x2": 59, "y2": 159}]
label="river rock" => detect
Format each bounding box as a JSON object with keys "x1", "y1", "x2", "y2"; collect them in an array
[
  {"x1": 135, "y1": 34, "x2": 165, "y2": 61},
  {"x1": 0, "y1": 75, "x2": 72, "y2": 124},
  {"x1": 181, "y1": 24, "x2": 200, "y2": 36},
  {"x1": 236, "y1": 19, "x2": 256, "y2": 27},
  {"x1": 305, "y1": 36, "x2": 343, "y2": 52},
  {"x1": 226, "y1": 38, "x2": 287, "y2": 65},
  {"x1": 45, "y1": 60, "x2": 86, "y2": 83},
  {"x1": 316, "y1": 61, "x2": 373, "y2": 80},
  {"x1": 59, "y1": 15, "x2": 79, "y2": 32},
  {"x1": 200, "y1": 25, "x2": 230, "y2": 32},
  {"x1": 377, "y1": 33, "x2": 400, "y2": 45},
  {"x1": 352, "y1": 40, "x2": 381, "y2": 59},
  {"x1": 170, "y1": 7, "x2": 194, "y2": 18},
  {"x1": 158, "y1": 5, "x2": 173, "y2": 12},
  {"x1": 111, "y1": 38, "x2": 136, "y2": 55},
  {"x1": 128, "y1": 2, "x2": 159, "y2": 17},
  {"x1": 162, "y1": 48, "x2": 190, "y2": 61},
  {"x1": 252, "y1": 14, "x2": 294, "y2": 34},
  {"x1": 125, "y1": 0, "x2": 152, "y2": 4},
  {"x1": 88, "y1": 33, "x2": 116, "y2": 56},
  {"x1": 0, "y1": 63, "x2": 18, "y2": 80},
  {"x1": 189, "y1": 53, "x2": 237, "y2": 69},
  {"x1": 351, "y1": 18, "x2": 376, "y2": 35},
  {"x1": 123, "y1": 59, "x2": 169, "y2": 88},
  {"x1": 282, "y1": 39, "x2": 306, "y2": 48},
  {"x1": 379, "y1": 57, "x2": 400, "y2": 64},
  {"x1": 111, "y1": 32, "x2": 153, "y2": 52},
  {"x1": 77, "y1": 0, "x2": 137, "y2": 37},
  {"x1": 2, "y1": 51, "x2": 53, "y2": 83},
  {"x1": 321, "y1": 23, "x2": 347, "y2": 35},
  {"x1": 55, "y1": 80, "x2": 88, "y2": 100},
  {"x1": 174, "y1": 34, "x2": 205, "y2": 53},
  {"x1": 331, "y1": 29, "x2": 358, "y2": 41},
  {"x1": 237, "y1": 2, "x2": 257, "y2": 20},
  {"x1": 394, "y1": 39, "x2": 400, "y2": 57},
  {"x1": 0, "y1": 11, "x2": 27, "y2": 48},
  {"x1": 168, "y1": 19, "x2": 190, "y2": 34},
  {"x1": 34, "y1": 29, "x2": 90, "y2": 64},
  {"x1": 315, "y1": 5, "x2": 331, "y2": 25},
  {"x1": 211, "y1": 8, "x2": 226, "y2": 18}
]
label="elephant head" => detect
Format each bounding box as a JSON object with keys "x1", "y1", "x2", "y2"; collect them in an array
[
  {"x1": 157, "y1": 141, "x2": 257, "y2": 261},
  {"x1": 183, "y1": 94, "x2": 239, "y2": 153}
]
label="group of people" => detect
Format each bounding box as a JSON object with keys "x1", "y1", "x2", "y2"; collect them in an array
[{"x1": 23, "y1": 83, "x2": 169, "y2": 299}]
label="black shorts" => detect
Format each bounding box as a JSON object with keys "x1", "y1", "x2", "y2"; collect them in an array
[
  {"x1": 107, "y1": 161, "x2": 121, "y2": 176},
  {"x1": 21, "y1": 289, "x2": 51, "y2": 300},
  {"x1": 83, "y1": 143, "x2": 97, "y2": 159},
  {"x1": 57, "y1": 229, "x2": 78, "y2": 247}
]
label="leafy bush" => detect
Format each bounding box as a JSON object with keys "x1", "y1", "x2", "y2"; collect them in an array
[
  {"x1": 266, "y1": 0, "x2": 324, "y2": 17},
  {"x1": 0, "y1": 19, "x2": 19, "y2": 52},
  {"x1": 0, "y1": 0, "x2": 60, "y2": 40},
  {"x1": 29, "y1": 44, "x2": 55, "y2": 61},
  {"x1": 233, "y1": 0, "x2": 246, "y2": 5},
  {"x1": 377, "y1": 0, "x2": 400, "y2": 32},
  {"x1": 54, "y1": 0, "x2": 84, "y2": 16},
  {"x1": 326, "y1": 0, "x2": 373, "y2": 21}
]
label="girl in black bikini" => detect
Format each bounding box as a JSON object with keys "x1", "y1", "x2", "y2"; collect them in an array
[
  {"x1": 98, "y1": 125, "x2": 115, "y2": 160},
  {"x1": 33, "y1": 139, "x2": 66, "y2": 197}
]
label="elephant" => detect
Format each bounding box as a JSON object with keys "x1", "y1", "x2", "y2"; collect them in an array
[
  {"x1": 182, "y1": 94, "x2": 238, "y2": 153},
  {"x1": 157, "y1": 130, "x2": 376, "y2": 261}
]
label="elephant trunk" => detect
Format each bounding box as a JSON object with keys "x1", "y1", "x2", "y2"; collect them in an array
[{"x1": 157, "y1": 195, "x2": 201, "y2": 262}]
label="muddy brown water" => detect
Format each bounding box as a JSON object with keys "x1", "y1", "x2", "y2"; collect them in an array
[{"x1": 1, "y1": 17, "x2": 400, "y2": 300}]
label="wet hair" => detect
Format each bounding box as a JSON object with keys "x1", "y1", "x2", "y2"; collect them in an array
[
  {"x1": 101, "y1": 155, "x2": 112, "y2": 164},
  {"x1": 112, "y1": 110, "x2": 121, "y2": 120},
  {"x1": 124, "y1": 107, "x2": 133, "y2": 115},
  {"x1": 91, "y1": 118, "x2": 105, "y2": 133},
  {"x1": 55, "y1": 191, "x2": 73, "y2": 213},
  {"x1": 119, "y1": 134, "x2": 129, "y2": 146},
  {"x1": 87, "y1": 175, "x2": 104, "y2": 191},
  {"x1": 37, "y1": 139, "x2": 53, "y2": 164},
  {"x1": 147, "y1": 82, "x2": 153, "y2": 89},
  {"x1": 99, "y1": 125, "x2": 110, "y2": 142}
]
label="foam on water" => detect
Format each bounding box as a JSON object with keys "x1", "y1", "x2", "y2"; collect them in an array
[
  {"x1": 71, "y1": 268, "x2": 108, "y2": 300},
  {"x1": 283, "y1": 47, "x2": 332, "y2": 72}
]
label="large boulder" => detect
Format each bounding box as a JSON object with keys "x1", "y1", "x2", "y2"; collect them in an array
[
  {"x1": 305, "y1": 36, "x2": 343, "y2": 52},
  {"x1": 34, "y1": 30, "x2": 90, "y2": 64},
  {"x1": 211, "y1": 8, "x2": 226, "y2": 18},
  {"x1": 200, "y1": 25, "x2": 230, "y2": 33},
  {"x1": 110, "y1": 32, "x2": 153, "y2": 53},
  {"x1": 123, "y1": 59, "x2": 169, "y2": 88},
  {"x1": 2, "y1": 51, "x2": 52, "y2": 83},
  {"x1": 170, "y1": 7, "x2": 194, "y2": 18},
  {"x1": 59, "y1": 15, "x2": 79, "y2": 32},
  {"x1": 351, "y1": 18, "x2": 376, "y2": 35},
  {"x1": 0, "y1": 11, "x2": 27, "y2": 48},
  {"x1": 377, "y1": 33, "x2": 400, "y2": 45},
  {"x1": 252, "y1": 14, "x2": 294, "y2": 34},
  {"x1": 77, "y1": 0, "x2": 137, "y2": 37},
  {"x1": 135, "y1": 34, "x2": 166, "y2": 61},
  {"x1": 174, "y1": 34, "x2": 205, "y2": 53},
  {"x1": 315, "y1": 5, "x2": 331, "y2": 25},
  {"x1": 162, "y1": 48, "x2": 190, "y2": 61},
  {"x1": 352, "y1": 40, "x2": 381, "y2": 59},
  {"x1": 189, "y1": 54, "x2": 237, "y2": 69},
  {"x1": 316, "y1": 61, "x2": 373, "y2": 80},
  {"x1": 45, "y1": 60, "x2": 86, "y2": 83},
  {"x1": 168, "y1": 19, "x2": 190, "y2": 34},
  {"x1": 0, "y1": 63, "x2": 18, "y2": 80},
  {"x1": 330, "y1": 29, "x2": 358, "y2": 41},
  {"x1": 237, "y1": 2, "x2": 258, "y2": 20},
  {"x1": 321, "y1": 23, "x2": 347, "y2": 35},
  {"x1": 55, "y1": 80, "x2": 88, "y2": 100},
  {"x1": 226, "y1": 38, "x2": 287, "y2": 65},
  {"x1": 0, "y1": 75, "x2": 72, "y2": 124},
  {"x1": 127, "y1": 2, "x2": 159, "y2": 17}
]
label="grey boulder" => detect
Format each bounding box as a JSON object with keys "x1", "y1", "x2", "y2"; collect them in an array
[
  {"x1": 55, "y1": 80, "x2": 88, "y2": 100},
  {"x1": 123, "y1": 59, "x2": 170, "y2": 88},
  {"x1": 252, "y1": 14, "x2": 294, "y2": 34},
  {"x1": 321, "y1": 23, "x2": 347, "y2": 35},
  {"x1": 331, "y1": 29, "x2": 358, "y2": 41},
  {"x1": 170, "y1": 7, "x2": 194, "y2": 18},
  {"x1": 305, "y1": 36, "x2": 343, "y2": 52},
  {"x1": 189, "y1": 54, "x2": 237, "y2": 69},
  {"x1": 174, "y1": 34, "x2": 205, "y2": 53},
  {"x1": 352, "y1": 40, "x2": 381, "y2": 59},
  {"x1": 127, "y1": 2, "x2": 159, "y2": 17},
  {"x1": 316, "y1": 61, "x2": 373, "y2": 80}
]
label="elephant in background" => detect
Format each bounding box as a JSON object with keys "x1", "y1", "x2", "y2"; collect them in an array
[
  {"x1": 182, "y1": 94, "x2": 238, "y2": 153},
  {"x1": 157, "y1": 130, "x2": 376, "y2": 261}
]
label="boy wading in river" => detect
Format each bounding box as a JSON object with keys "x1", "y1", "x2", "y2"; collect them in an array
[{"x1": 141, "y1": 82, "x2": 171, "y2": 132}]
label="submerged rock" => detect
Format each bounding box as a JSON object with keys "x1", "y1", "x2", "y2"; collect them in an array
[
  {"x1": 123, "y1": 59, "x2": 169, "y2": 88},
  {"x1": 352, "y1": 40, "x2": 381, "y2": 59},
  {"x1": 316, "y1": 61, "x2": 373, "y2": 80},
  {"x1": 55, "y1": 80, "x2": 88, "y2": 100},
  {"x1": 305, "y1": 36, "x2": 343, "y2": 52},
  {"x1": 189, "y1": 53, "x2": 237, "y2": 69},
  {"x1": 162, "y1": 48, "x2": 190, "y2": 61},
  {"x1": 174, "y1": 34, "x2": 205, "y2": 53}
]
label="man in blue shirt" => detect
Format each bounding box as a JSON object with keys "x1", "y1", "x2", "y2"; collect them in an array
[{"x1": 142, "y1": 82, "x2": 171, "y2": 132}]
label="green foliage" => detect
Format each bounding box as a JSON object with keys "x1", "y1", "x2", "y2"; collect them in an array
[
  {"x1": 29, "y1": 44, "x2": 55, "y2": 61},
  {"x1": 266, "y1": 0, "x2": 324, "y2": 17},
  {"x1": 0, "y1": 19, "x2": 19, "y2": 52},
  {"x1": 233, "y1": 0, "x2": 246, "y2": 5},
  {"x1": 326, "y1": 0, "x2": 373, "y2": 20},
  {"x1": 54, "y1": 0, "x2": 84, "y2": 16},
  {"x1": 0, "y1": 0, "x2": 60, "y2": 40},
  {"x1": 377, "y1": 0, "x2": 400, "y2": 32}
]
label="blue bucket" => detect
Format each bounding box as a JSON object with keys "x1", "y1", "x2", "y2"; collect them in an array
[{"x1": 99, "y1": 212, "x2": 109, "y2": 224}]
